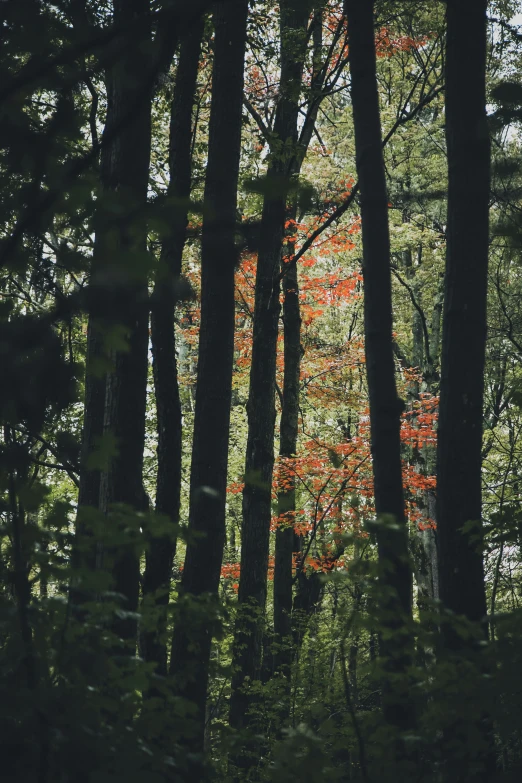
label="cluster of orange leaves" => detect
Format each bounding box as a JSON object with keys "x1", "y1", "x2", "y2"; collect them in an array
[
  {"x1": 375, "y1": 27, "x2": 430, "y2": 57},
  {"x1": 222, "y1": 393, "x2": 439, "y2": 585},
  {"x1": 401, "y1": 393, "x2": 439, "y2": 450},
  {"x1": 221, "y1": 562, "x2": 241, "y2": 592},
  {"x1": 221, "y1": 549, "x2": 345, "y2": 590},
  {"x1": 222, "y1": 556, "x2": 276, "y2": 593}
]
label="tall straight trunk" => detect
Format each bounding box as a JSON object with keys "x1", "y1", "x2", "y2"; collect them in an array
[
  {"x1": 400, "y1": 244, "x2": 439, "y2": 611},
  {"x1": 169, "y1": 0, "x2": 248, "y2": 754},
  {"x1": 96, "y1": 0, "x2": 153, "y2": 648},
  {"x1": 141, "y1": 16, "x2": 204, "y2": 677},
  {"x1": 415, "y1": 272, "x2": 444, "y2": 613},
  {"x1": 419, "y1": 272, "x2": 444, "y2": 608},
  {"x1": 229, "y1": 0, "x2": 310, "y2": 737},
  {"x1": 273, "y1": 241, "x2": 301, "y2": 681},
  {"x1": 436, "y1": 0, "x2": 490, "y2": 627},
  {"x1": 77, "y1": 320, "x2": 106, "y2": 516},
  {"x1": 345, "y1": 0, "x2": 413, "y2": 728},
  {"x1": 72, "y1": 230, "x2": 110, "y2": 602},
  {"x1": 73, "y1": 2, "x2": 152, "y2": 621},
  {"x1": 74, "y1": 66, "x2": 116, "y2": 591},
  {"x1": 272, "y1": 4, "x2": 324, "y2": 687},
  {"x1": 436, "y1": 5, "x2": 494, "y2": 778}
]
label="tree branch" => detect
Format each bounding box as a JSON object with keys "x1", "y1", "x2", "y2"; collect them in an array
[
  {"x1": 390, "y1": 265, "x2": 432, "y2": 369},
  {"x1": 243, "y1": 96, "x2": 271, "y2": 140},
  {"x1": 279, "y1": 82, "x2": 444, "y2": 282}
]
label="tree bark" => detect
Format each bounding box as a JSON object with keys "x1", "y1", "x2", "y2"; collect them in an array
[
  {"x1": 142, "y1": 15, "x2": 204, "y2": 677},
  {"x1": 436, "y1": 5, "x2": 493, "y2": 779},
  {"x1": 77, "y1": 318, "x2": 106, "y2": 516},
  {"x1": 272, "y1": 3, "x2": 324, "y2": 689},
  {"x1": 400, "y1": 243, "x2": 439, "y2": 611},
  {"x1": 436, "y1": 0, "x2": 490, "y2": 627},
  {"x1": 229, "y1": 0, "x2": 310, "y2": 741},
  {"x1": 72, "y1": 237, "x2": 110, "y2": 608},
  {"x1": 73, "y1": 1, "x2": 152, "y2": 634},
  {"x1": 263, "y1": 218, "x2": 302, "y2": 726},
  {"x1": 345, "y1": 0, "x2": 413, "y2": 730},
  {"x1": 169, "y1": 0, "x2": 248, "y2": 755},
  {"x1": 74, "y1": 48, "x2": 116, "y2": 597},
  {"x1": 273, "y1": 247, "x2": 301, "y2": 679},
  {"x1": 96, "y1": 0, "x2": 153, "y2": 649}
]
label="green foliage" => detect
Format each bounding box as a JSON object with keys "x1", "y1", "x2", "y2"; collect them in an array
[{"x1": 3, "y1": 2, "x2": 522, "y2": 782}]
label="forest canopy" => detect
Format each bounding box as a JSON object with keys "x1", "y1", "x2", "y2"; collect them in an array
[{"x1": 2, "y1": 0, "x2": 522, "y2": 781}]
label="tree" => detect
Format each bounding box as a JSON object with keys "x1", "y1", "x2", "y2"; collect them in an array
[
  {"x1": 436, "y1": 0, "x2": 490, "y2": 628},
  {"x1": 436, "y1": 0, "x2": 494, "y2": 778},
  {"x1": 93, "y1": 0, "x2": 153, "y2": 649},
  {"x1": 344, "y1": 0, "x2": 413, "y2": 732},
  {"x1": 169, "y1": 0, "x2": 249, "y2": 755},
  {"x1": 229, "y1": 0, "x2": 311, "y2": 744},
  {"x1": 142, "y1": 13, "x2": 204, "y2": 677},
  {"x1": 273, "y1": 3, "x2": 325, "y2": 692}
]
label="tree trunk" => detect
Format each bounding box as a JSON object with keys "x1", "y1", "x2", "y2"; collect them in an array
[
  {"x1": 269, "y1": 215, "x2": 303, "y2": 730},
  {"x1": 77, "y1": 319, "x2": 106, "y2": 516},
  {"x1": 272, "y1": 2, "x2": 324, "y2": 690},
  {"x1": 229, "y1": 1, "x2": 310, "y2": 744},
  {"x1": 437, "y1": 0, "x2": 490, "y2": 627},
  {"x1": 436, "y1": 2, "x2": 494, "y2": 778},
  {"x1": 72, "y1": 255, "x2": 110, "y2": 610},
  {"x1": 273, "y1": 245, "x2": 301, "y2": 680},
  {"x1": 142, "y1": 16, "x2": 204, "y2": 677},
  {"x1": 345, "y1": 0, "x2": 413, "y2": 730},
  {"x1": 416, "y1": 271, "x2": 444, "y2": 610},
  {"x1": 169, "y1": 0, "x2": 248, "y2": 755},
  {"x1": 400, "y1": 243, "x2": 439, "y2": 611},
  {"x1": 73, "y1": 2, "x2": 152, "y2": 637},
  {"x1": 96, "y1": 0, "x2": 153, "y2": 649},
  {"x1": 73, "y1": 65, "x2": 117, "y2": 603}
]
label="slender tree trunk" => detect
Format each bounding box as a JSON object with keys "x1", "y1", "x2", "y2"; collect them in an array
[
  {"x1": 270, "y1": 212, "x2": 303, "y2": 725},
  {"x1": 417, "y1": 271, "x2": 444, "y2": 609},
  {"x1": 400, "y1": 244, "x2": 439, "y2": 611},
  {"x1": 272, "y1": 3, "x2": 324, "y2": 690},
  {"x1": 273, "y1": 245, "x2": 301, "y2": 680},
  {"x1": 62, "y1": 0, "x2": 102, "y2": 526},
  {"x1": 229, "y1": 0, "x2": 310, "y2": 741},
  {"x1": 437, "y1": 0, "x2": 490, "y2": 628},
  {"x1": 436, "y1": 2, "x2": 494, "y2": 778},
  {"x1": 73, "y1": 82, "x2": 115, "y2": 599},
  {"x1": 141, "y1": 16, "x2": 204, "y2": 677},
  {"x1": 77, "y1": 319, "x2": 106, "y2": 516},
  {"x1": 345, "y1": 0, "x2": 413, "y2": 730},
  {"x1": 273, "y1": 214, "x2": 302, "y2": 700},
  {"x1": 73, "y1": 2, "x2": 152, "y2": 628},
  {"x1": 71, "y1": 281, "x2": 109, "y2": 611},
  {"x1": 169, "y1": 0, "x2": 248, "y2": 755},
  {"x1": 414, "y1": 270, "x2": 444, "y2": 613},
  {"x1": 96, "y1": 0, "x2": 153, "y2": 649}
]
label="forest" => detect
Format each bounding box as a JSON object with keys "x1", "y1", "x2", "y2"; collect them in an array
[{"x1": 2, "y1": 0, "x2": 522, "y2": 780}]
